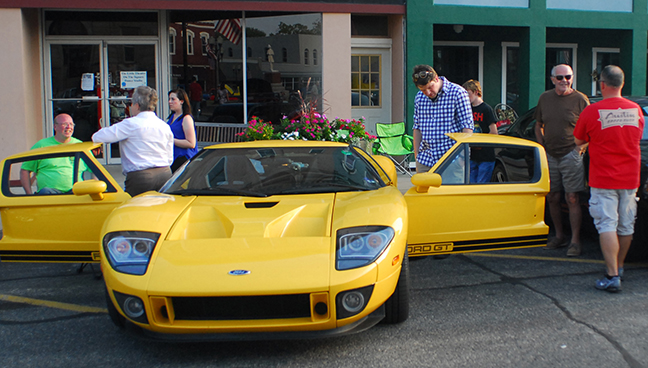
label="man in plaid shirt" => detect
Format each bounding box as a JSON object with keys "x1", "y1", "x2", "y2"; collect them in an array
[{"x1": 412, "y1": 65, "x2": 474, "y2": 173}]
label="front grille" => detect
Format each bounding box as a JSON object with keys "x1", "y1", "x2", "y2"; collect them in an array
[{"x1": 172, "y1": 294, "x2": 312, "y2": 320}]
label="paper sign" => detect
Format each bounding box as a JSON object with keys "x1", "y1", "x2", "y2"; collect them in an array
[
  {"x1": 120, "y1": 71, "x2": 147, "y2": 89},
  {"x1": 81, "y1": 73, "x2": 95, "y2": 91}
]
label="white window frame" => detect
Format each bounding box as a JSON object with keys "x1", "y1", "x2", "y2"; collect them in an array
[
  {"x1": 186, "y1": 29, "x2": 195, "y2": 55},
  {"x1": 591, "y1": 47, "x2": 620, "y2": 95},
  {"x1": 434, "y1": 41, "x2": 484, "y2": 86},
  {"x1": 200, "y1": 32, "x2": 209, "y2": 56},
  {"x1": 169, "y1": 27, "x2": 176, "y2": 55}
]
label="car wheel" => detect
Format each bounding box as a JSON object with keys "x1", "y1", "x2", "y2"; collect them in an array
[
  {"x1": 104, "y1": 288, "x2": 126, "y2": 329},
  {"x1": 382, "y1": 250, "x2": 410, "y2": 324},
  {"x1": 627, "y1": 206, "x2": 648, "y2": 262},
  {"x1": 491, "y1": 164, "x2": 508, "y2": 182}
]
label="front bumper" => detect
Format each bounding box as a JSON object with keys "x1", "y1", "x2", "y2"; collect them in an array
[{"x1": 126, "y1": 305, "x2": 385, "y2": 342}]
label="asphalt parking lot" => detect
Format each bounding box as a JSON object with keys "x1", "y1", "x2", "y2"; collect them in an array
[
  {"x1": 1, "y1": 172, "x2": 648, "y2": 367},
  {"x1": 1, "y1": 237, "x2": 647, "y2": 368}
]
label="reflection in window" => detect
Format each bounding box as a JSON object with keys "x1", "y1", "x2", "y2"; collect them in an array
[
  {"x1": 168, "y1": 13, "x2": 322, "y2": 127},
  {"x1": 186, "y1": 30, "x2": 195, "y2": 55},
  {"x1": 351, "y1": 54, "x2": 380, "y2": 107},
  {"x1": 169, "y1": 28, "x2": 176, "y2": 55},
  {"x1": 200, "y1": 33, "x2": 209, "y2": 55},
  {"x1": 313, "y1": 49, "x2": 318, "y2": 66},
  {"x1": 304, "y1": 49, "x2": 309, "y2": 65},
  {"x1": 436, "y1": 147, "x2": 467, "y2": 185}
]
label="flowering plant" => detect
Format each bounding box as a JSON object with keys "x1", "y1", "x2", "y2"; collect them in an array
[
  {"x1": 236, "y1": 116, "x2": 275, "y2": 141},
  {"x1": 240, "y1": 113, "x2": 376, "y2": 146}
]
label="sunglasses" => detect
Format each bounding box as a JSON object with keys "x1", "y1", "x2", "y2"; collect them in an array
[
  {"x1": 553, "y1": 74, "x2": 572, "y2": 81},
  {"x1": 413, "y1": 71, "x2": 434, "y2": 81}
]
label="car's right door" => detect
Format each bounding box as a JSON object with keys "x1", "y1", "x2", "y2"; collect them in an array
[{"x1": 405, "y1": 134, "x2": 550, "y2": 257}]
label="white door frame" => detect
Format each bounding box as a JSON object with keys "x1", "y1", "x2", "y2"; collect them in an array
[{"x1": 351, "y1": 38, "x2": 392, "y2": 135}]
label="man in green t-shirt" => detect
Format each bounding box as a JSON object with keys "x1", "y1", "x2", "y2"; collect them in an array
[{"x1": 20, "y1": 114, "x2": 85, "y2": 194}]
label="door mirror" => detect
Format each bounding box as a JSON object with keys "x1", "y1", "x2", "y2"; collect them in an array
[
  {"x1": 73, "y1": 180, "x2": 107, "y2": 201},
  {"x1": 411, "y1": 173, "x2": 442, "y2": 193}
]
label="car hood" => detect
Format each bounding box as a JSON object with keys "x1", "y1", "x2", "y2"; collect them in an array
[{"x1": 145, "y1": 193, "x2": 335, "y2": 295}]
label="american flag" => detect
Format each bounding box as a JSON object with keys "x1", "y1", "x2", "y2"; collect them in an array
[{"x1": 215, "y1": 19, "x2": 242, "y2": 45}]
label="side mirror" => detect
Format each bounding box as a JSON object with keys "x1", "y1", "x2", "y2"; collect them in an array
[
  {"x1": 411, "y1": 172, "x2": 442, "y2": 193},
  {"x1": 73, "y1": 180, "x2": 107, "y2": 201}
]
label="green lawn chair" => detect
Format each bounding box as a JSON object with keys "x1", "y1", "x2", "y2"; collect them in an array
[{"x1": 374, "y1": 122, "x2": 414, "y2": 176}]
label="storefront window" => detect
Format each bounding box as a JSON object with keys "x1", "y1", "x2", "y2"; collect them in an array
[{"x1": 168, "y1": 13, "x2": 322, "y2": 125}]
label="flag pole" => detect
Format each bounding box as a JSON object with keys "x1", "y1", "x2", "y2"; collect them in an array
[{"x1": 241, "y1": 11, "x2": 248, "y2": 125}]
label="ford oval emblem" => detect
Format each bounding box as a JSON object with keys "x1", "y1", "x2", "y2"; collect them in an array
[{"x1": 228, "y1": 269, "x2": 251, "y2": 276}]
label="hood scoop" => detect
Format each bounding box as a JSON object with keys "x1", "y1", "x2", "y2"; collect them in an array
[{"x1": 166, "y1": 194, "x2": 334, "y2": 240}]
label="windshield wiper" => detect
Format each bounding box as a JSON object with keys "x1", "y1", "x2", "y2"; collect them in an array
[{"x1": 166, "y1": 187, "x2": 268, "y2": 197}]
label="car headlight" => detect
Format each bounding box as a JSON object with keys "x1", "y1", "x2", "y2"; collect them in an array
[
  {"x1": 336, "y1": 226, "x2": 394, "y2": 270},
  {"x1": 103, "y1": 231, "x2": 160, "y2": 275}
]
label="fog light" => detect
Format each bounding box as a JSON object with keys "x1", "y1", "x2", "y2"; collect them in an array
[
  {"x1": 123, "y1": 297, "x2": 145, "y2": 318},
  {"x1": 341, "y1": 292, "x2": 364, "y2": 313},
  {"x1": 336, "y1": 285, "x2": 374, "y2": 319},
  {"x1": 112, "y1": 290, "x2": 149, "y2": 324}
]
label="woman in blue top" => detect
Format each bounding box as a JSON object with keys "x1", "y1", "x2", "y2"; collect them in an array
[{"x1": 167, "y1": 88, "x2": 198, "y2": 171}]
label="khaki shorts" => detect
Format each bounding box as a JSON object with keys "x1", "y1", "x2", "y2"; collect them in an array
[
  {"x1": 546, "y1": 148, "x2": 586, "y2": 193},
  {"x1": 589, "y1": 187, "x2": 638, "y2": 236}
]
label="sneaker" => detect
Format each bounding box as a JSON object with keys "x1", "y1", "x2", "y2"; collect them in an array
[
  {"x1": 566, "y1": 243, "x2": 582, "y2": 257},
  {"x1": 595, "y1": 275, "x2": 621, "y2": 292},
  {"x1": 545, "y1": 237, "x2": 569, "y2": 250},
  {"x1": 619, "y1": 267, "x2": 624, "y2": 280}
]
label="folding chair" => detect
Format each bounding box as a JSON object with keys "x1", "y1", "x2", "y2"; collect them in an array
[{"x1": 374, "y1": 122, "x2": 414, "y2": 176}]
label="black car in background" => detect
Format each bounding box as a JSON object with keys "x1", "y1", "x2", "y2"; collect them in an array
[{"x1": 496, "y1": 97, "x2": 648, "y2": 260}]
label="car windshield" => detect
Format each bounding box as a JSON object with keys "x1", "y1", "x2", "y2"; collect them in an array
[{"x1": 160, "y1": 145, "x2": 386, "y2": 196}]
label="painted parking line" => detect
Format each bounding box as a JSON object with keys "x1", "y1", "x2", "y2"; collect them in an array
[{"x1": 0, "y1": 294, "x2": 107, "y2": 314}]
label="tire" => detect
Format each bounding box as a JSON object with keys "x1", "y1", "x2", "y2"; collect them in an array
[
  {"x1": 627, "y1": 206, "x2": 648, "y2": 262},
  {"x1": 491, "y1": 164, "x2": 508, "y2": 183},
  {"x1": 382, "y1": 250, "x2": 410, "y2": 324},
  {"x1": 105, "y1": 288, "x2": 126, "y2": 329}
]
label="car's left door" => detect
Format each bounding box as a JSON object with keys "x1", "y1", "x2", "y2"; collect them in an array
[
  {"x1": 405, "y1": 134, "x2": 550, "y2": 257},
  {"x1": 0, "y1": 142, "x2": 130, "y2": 263}
]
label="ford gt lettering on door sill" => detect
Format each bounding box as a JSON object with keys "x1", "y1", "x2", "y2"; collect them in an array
[
  {"x1": 407, "y1": 243, "x2": 454, "y2": 255},
  {"x1": 408, "y1": 235, "x2": 548, "y2": 256}
]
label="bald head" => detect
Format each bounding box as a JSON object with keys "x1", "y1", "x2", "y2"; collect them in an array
[{"x1": 600, "y1": 65, "x2": 624, "y2": 88}]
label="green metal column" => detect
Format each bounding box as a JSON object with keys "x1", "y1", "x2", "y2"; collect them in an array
[
  {"x1": 405, "y1": 1, "x2": 434, "y2": 132},
  {"x1": 519, "y1": 25, "x2": 546, "y2": 111}
]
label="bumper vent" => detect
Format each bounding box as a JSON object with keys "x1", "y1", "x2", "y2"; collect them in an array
[{"x1": 172, "y1": 294, "x2": 312, "y2": 320}]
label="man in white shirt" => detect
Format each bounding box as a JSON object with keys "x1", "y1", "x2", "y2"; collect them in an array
[{"x1": 93, "y1": 85, "x2": 174, "y2": 196}]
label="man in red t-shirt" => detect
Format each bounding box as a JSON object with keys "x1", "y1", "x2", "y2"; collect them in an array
[
  {"x1": 574, "y1": 65, "x2": 644, "y2": 292},
  {"x1": 188, "y1": 77, "x2": 203, "y2": 118}
]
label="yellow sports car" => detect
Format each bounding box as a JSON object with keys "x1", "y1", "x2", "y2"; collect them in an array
[{"x1": 0, "y1": 134, "x2": 549, "y2": 340}]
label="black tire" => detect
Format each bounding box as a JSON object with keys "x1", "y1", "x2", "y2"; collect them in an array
[
  {"x1": 105, "y1": 288, "x2": 126, "y2": 329},
  {"x1": 627, "y1": 206, "x2": 648, "y2": 262},
  {"x1": 382, "y1": 250, "x2": 410, "y2": 324},
  {"x1": 491, "y1": 164, "x2": 508, "y2": 183}
]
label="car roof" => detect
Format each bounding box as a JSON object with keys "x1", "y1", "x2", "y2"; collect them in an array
[
  {"x1": 5, "y1": 142, "x2": 101, "y2": 160},
  {"x1": 447, "y1": 132, "x2": 543, "y2": 147}
]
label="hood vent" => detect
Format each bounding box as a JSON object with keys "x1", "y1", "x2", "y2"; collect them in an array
[{"x1": 245, "y1": 201, "x2": 279, "y2": 209}]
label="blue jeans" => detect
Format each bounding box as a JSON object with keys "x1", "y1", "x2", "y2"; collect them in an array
[{"x1": 470, "y1": 161, "x2": 495, "y2": 183}]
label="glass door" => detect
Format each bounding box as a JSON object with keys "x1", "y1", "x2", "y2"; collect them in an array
[
  {"x1": 104, "y1": 42, "x2": 158, "y2": 164},
  {"x1": 46, "y1": 40, "x2": 159, "y2": 165}
]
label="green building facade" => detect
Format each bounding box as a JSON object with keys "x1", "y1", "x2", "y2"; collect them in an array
[{"x1": 405, "y1": 0, "x2": 648, "y2": 130}]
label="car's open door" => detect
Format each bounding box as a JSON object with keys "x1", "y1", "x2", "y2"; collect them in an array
[
  {"x1": 405, "y1": 134, "x2": 550, "y2": 257},
  {"x1": 0, "y1": 142, "x2": 130, "y2": 263}
]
